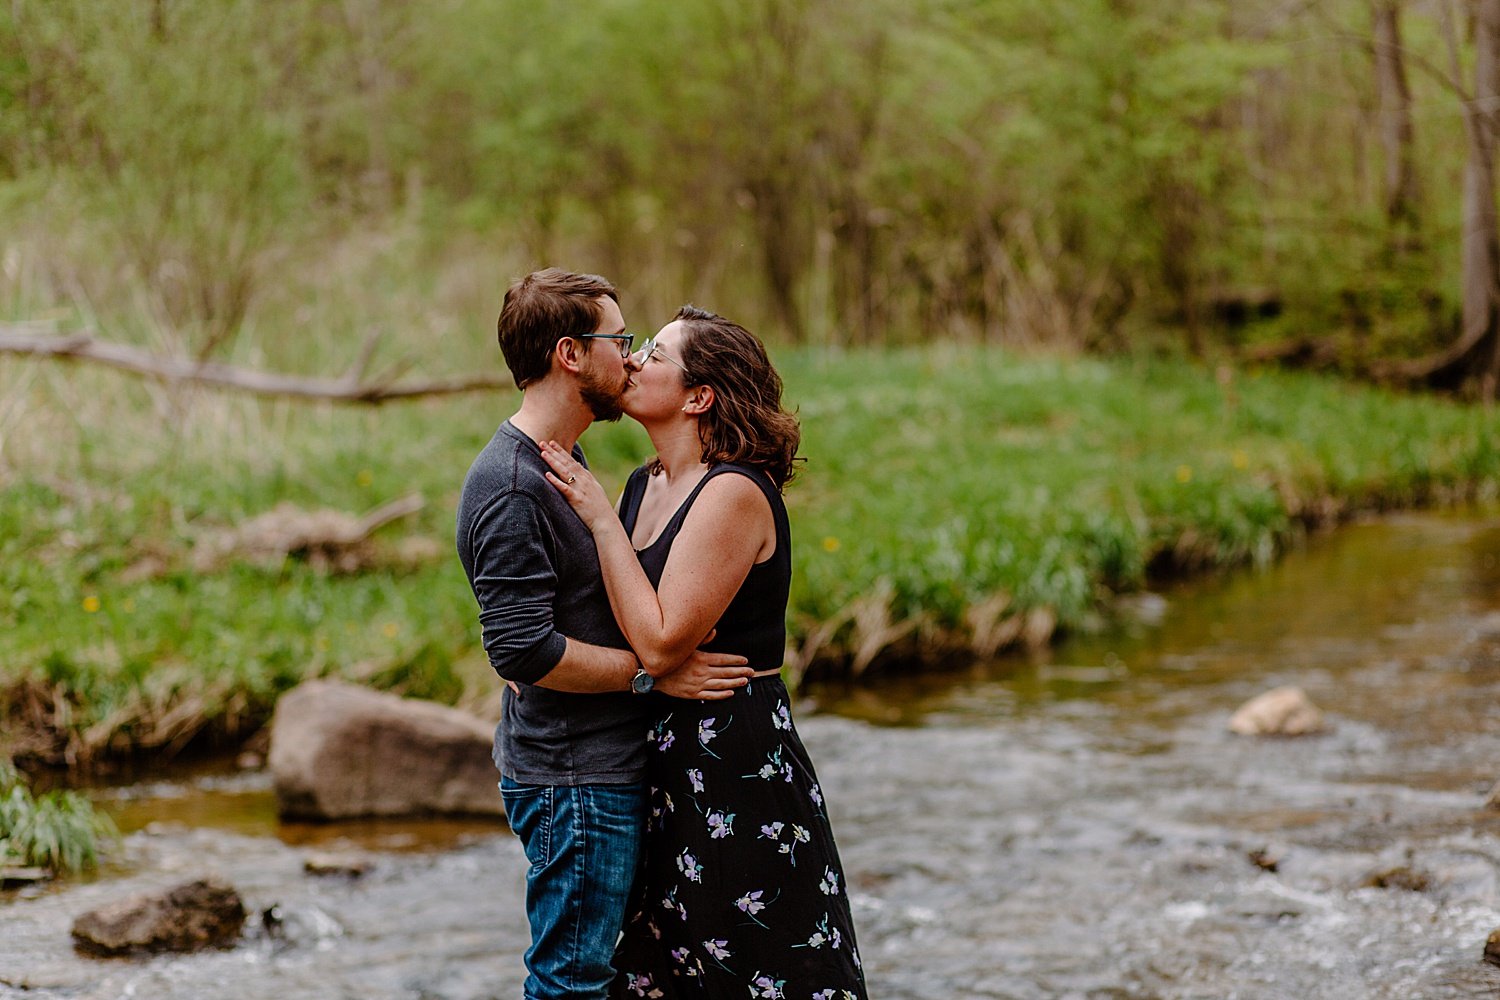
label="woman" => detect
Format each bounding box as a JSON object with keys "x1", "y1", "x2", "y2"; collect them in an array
[{"x1": 539, "y1": 306, "x2": 867, "y2": 1000}]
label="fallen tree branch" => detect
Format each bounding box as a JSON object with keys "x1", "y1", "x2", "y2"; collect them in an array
[
  {"x1": 0, "y1": 327, "x2": 509, "y2": 404},
  {"x1": 190, "y1": 494, "x2": 432, "y2": 574}
]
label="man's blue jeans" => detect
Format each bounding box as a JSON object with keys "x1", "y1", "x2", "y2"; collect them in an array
[{"x1": 500, "y1": 778, "x2": 645, "y2": 1000}]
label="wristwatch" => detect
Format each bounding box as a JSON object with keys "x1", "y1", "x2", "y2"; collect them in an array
[{"x1": 630, "y1": 667, "x2": 655, "y2": 695}]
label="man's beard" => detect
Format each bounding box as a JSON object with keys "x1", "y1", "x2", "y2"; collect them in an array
[{"x1": 578, "y1": 364, "x2": 628, "y2": 422}]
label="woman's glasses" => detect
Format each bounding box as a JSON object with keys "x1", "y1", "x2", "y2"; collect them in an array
[{"x1": 636, "y1": 336, "x2": 690, "y2": 373}]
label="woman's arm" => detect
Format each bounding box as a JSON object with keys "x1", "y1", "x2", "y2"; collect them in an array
[{"x1": 539, "y1": 444, "x2": 772, "y2": 677}]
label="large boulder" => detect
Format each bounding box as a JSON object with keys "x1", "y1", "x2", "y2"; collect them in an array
[
  {"x1": 1228, "y1": 686, "x2": 1326, "y2": 736},
  {"x1": 72, "y1": 877, "x2": 245, "y2": 956},
  {"x1": 269, "y1": 679, "x2": 503, "y2": 820}
]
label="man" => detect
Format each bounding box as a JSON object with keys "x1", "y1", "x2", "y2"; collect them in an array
[{"x1": 455, "y1": 268, "x2": 753, "y2": 1000}]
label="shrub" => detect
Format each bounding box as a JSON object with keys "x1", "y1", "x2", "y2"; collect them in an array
[{"x1": 0, "y1": 759, "x2": 116, "y2": 874}]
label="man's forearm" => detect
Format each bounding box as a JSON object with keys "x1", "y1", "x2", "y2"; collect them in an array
[
  {"x1": 528, "y1": 638, "x2": 638, "y2": 693},
  {"x1": 524, "y1": 635, "x2": 751, "y2": 701}
]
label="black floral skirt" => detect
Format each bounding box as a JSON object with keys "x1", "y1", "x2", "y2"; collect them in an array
[{"x1": 610, "y1": 675, "x2": 867, "y2": 1000}]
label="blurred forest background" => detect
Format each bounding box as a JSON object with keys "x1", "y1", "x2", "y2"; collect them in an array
[
  {"x1": 0, "y1": 0, "x2": 1493, "y2": 377},
  {"x1": 12, "y1": 0, "x2": 1500, "y2": 780}
]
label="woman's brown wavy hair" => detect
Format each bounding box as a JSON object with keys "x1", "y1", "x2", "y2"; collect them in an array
[{"x1": 660, "y1": 305, "x2": 802, "y2": 490}]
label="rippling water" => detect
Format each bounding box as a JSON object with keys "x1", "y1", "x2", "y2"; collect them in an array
[{"x1": 5, "y1": 513, "x2": 1500, "y2": 999}]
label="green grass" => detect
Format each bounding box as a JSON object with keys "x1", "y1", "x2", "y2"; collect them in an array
[
  {"x1": 4, "y1": 344, "x2": 1500, "y2": 765},
  {"x1": 785, "y1": 349, "x2": 1499, "y2": 653}
]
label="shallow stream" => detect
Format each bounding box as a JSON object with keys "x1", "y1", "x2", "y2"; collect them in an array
[{"x1": 5, "y1": 512, "x2": 1500, "y2": 999}]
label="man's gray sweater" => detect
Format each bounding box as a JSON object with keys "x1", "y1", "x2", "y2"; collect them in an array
[{"x1": 456, "y1": 421, "x2": 647, "y2": 785}]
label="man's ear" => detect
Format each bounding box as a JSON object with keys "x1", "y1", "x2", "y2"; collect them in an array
[
  {"x1": 553, "y1": 337, "x2": 586, "y2": 376},
  {"x1": 683, "y1": 385, "x2": 715, "y2": 415}
]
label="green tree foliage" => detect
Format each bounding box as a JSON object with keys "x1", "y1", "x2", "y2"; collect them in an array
[
  {"x1": 3, "y1": 3, "x2": 311, "y2": 343},
  {"x1": 0, "y1": 0, "x2": 1475, "y2": 357}
]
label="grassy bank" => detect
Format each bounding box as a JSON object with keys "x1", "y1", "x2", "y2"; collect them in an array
[{"x1": 4, "y1": 345, "x2": 1499, "y2": 768}]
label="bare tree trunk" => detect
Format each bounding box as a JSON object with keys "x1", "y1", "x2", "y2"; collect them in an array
[
  {"x1": 1371, "y1": 0, "x2": 1420, "y2": 232},
  {"x1": 1156, "y1": 178, "x2": 1206, "y2": 358},
  {"x1": 1381, "y1": 0, "x2": 1500, "y2": 392},
  {"x1": 825, "y1": 29, "x2": 888, "y2": 346},
  {"x1": 1466, "y1": 0, "x2": 1500, "y2": 394},
  {"x1": 750, "y1": 178, "x2": 808, "y2": 343},
  {"x1": 340, "y1": 0, "x2": 394, "y2": 211},
  {"x1": 714, "y1": 0, "x2": 815, "y2": 343}
]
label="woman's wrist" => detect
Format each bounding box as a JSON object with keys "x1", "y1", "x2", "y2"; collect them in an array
[{"x1": 592, "y1": 516, "x2": 626, "y2": 542}]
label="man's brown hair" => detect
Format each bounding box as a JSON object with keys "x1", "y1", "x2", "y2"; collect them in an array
[{"x1": 496, "y1": 268, "x2": 619, "y2": 389}]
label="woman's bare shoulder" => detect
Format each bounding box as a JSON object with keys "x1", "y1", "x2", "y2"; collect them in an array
[{"x1": 696, "y1": 467, "x2": 774, "y2": 511}]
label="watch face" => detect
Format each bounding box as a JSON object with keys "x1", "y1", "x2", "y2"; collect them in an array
[{"x1": 631, "y1": 670, "x2": 654, "y2": 694}]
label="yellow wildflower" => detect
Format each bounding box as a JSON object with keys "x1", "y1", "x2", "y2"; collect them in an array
[
  {"x1": 1231, "y1": 450, "x2": 1249, "y2": 470},
  {"x1": 82, "y1": 595, "x2": 101, "y2": 614},
  {"x1": 357, "y1": 469, "x2": 374, "y2": 487},
  {"x1": 1175, "y1": 465, "x2": 1192, "y2": 484},
  {"x1": 382, "y1": 622, "x2": 400, "y2": 639},
  {"x1": 822, "y1": 536, "x2": 841, "y2": 553}
]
